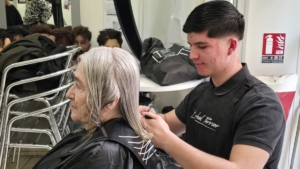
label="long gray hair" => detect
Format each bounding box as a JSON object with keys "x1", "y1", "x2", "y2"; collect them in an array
[{"x1": 78, "y1": 47, "x2": 152, "y2": 140}]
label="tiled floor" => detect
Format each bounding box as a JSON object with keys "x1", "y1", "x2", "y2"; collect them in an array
[{"x1": 6, "y1": 155, "x2": 43, "y2": 169}]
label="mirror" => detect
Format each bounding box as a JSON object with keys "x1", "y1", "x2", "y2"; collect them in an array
[
  {"x1": 9, "y1": 0, "x2": 71, "y2": 27},
  {"x1": 114, "y1": 0, "x2": 203, "y2": 59},
  {"x1": 6, "y1": 0, "x2": 204, "y2": 58}
]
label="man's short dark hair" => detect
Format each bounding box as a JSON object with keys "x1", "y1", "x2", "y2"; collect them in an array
[
  {"x1": 50, "y1": 28, "x2": 73, "y2": 46},
  {"x1": 97, "y1": 28, "x2": 123, "y2": 47},
  {"x1": 5, "y1": 25, "x2": 29, "y2": 41},
  {"x1": 0, "y1": 28, "x2": 9, "y2": 48},
  {"x1": 45, "y1": 23, "x2": 56, "y2": 30},
  {"x1": 29, "y1": 24, "x2": 52, "y2": 35},
  {"x1": 183, "y1": 1, "x2": 245, "y2": 40},
  {"x1": 72, "y1": 25, "x2": 92, "y2": 41}
]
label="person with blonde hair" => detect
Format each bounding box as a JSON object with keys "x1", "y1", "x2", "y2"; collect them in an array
[{"x1": 32, "y1": 47, "x2": 179, "y2": 169}]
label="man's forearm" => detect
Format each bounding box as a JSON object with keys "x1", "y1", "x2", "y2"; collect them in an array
[{"x1": 164, "y1": 132, "x2": 238, "y2": 169}]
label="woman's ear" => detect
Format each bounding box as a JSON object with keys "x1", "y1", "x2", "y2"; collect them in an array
[
  {"x1": 104, "y1": 98, "x2": 120, "y2": 112},
  {"x1": 228, "y1": 38, "x2": 237, "y2": 55}
]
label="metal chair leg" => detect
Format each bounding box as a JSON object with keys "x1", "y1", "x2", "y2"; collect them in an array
[
  {"x1": 15, "y1": 147, "x2": 21, "y2": 169},
  {"x1": 12, "y1": 147, "x2": 16, "y2": 163}
]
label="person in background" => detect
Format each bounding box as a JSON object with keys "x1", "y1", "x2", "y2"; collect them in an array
[
  {"x1": 140, "y1": 1, "x2": 285, "y2": 169},
  {"x1": 32, "y1": 47, "x2": 169, "y2": 169},
  {"x1": 23, "y1": 0, "x2": 52, "y2": 26},
  {"x1": 45, "y1": 23, "x2": 56, "y2": 30},
  {"x1": 0, "y1": 29, "x2": 11, "y2": 52},
  {"x1": 28, "y1": 24, "x2": 51, "y2": 36},
  {"x1": 6, "y1": 25, "x2": 29, "y2": 42},
  {"x1": 97, "y1": 28, "x2": 123, "y2": 48},
  {"x1": 4, "y1": 0, "x2": 23, "y2": 27},
  {"x1": 63, "y1": 25, "x2": 72, "y2": 31},
  {"x1": 72, "y1": 25, "x2": 92, "y2": 53},
  {"x1": 49, "y1": 28, "x2": 73, "y2": 46}
]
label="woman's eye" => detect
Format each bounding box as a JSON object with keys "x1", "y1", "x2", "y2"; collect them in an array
[
  {"x1": 75, "y1": 82, "x2": 80, "y2": 89},
  {"x1": 199, "y1": 46, "x2": 207, "y2": 49}
]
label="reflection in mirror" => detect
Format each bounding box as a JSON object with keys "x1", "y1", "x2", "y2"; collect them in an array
[
  {"x1": 5, "y1": 0, "x2": 23, "y2": 27},
  {"x1": 131, "y1": 0, "x2": 198, "y2": 48},
  {"x1": 11, "y1": 0, "x2": 71, "y2": 27},
  {"x1": 114, "y1": 0, "x2": 200, "y2": 60},
  {"x1": 62, "y1": 0, "x2": 71, "y2": 26},
  {"x1": 113, "y1": 0, "x2": 142, "y2": 59}
]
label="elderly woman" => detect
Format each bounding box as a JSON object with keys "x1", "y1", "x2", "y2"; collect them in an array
[{"x1": 32, "y1": 47, "x2": 180, "y2": 169}]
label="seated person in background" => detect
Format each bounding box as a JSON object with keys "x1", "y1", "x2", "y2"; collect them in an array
[
  {"x1": 5, "y1": 0, "x2": 23, "y2": 27},
  {"x1": 72, "y1": 25, "x2": 91, "y2": 54},
  {"x1": 0, "y1": 29, "x2": 11, "y2": 52},
  {"x1": 28, "y1": 24, "x2": 51, "y2": 36},
  {"x1": 63, "y1": 25, "x2": 72, "y2": 31},
  {"x1": 6, "y1": 25, "x2": 29, "y2": 42},
  {"x1": 49, "y1": 28, "x2": 73, "y2": 46},
  {"x1": 45, "y1": 23, "x2": 56, "y2": 30},
  {"x1": 97, "y1": 28, "x2": 123, "y2": 48},
  {"x1": 32, "y1": 47, "x2": 175, "y2": 169},
  {"x1": 23, "y1": 0, "x2": 52, "y2": 26}
]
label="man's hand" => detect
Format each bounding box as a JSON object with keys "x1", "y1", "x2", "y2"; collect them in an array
[
  {"x1": 139, "y1": 105, "x2": 156, "y2": 115},
  {"x1": 141, "y1": 110, "x2": 173, "y2": 149}
]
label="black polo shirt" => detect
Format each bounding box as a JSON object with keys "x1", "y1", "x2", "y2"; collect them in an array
[{"x1": 175, "y1": 63, "x2": 285, "y2": 169}]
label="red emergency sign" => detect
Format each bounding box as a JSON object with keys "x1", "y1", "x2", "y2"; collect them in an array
[{"x1": 262, "y1": 33, "x2": 286, "y2": 55}]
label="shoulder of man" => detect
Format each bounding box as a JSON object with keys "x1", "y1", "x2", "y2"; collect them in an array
[{"x1": 245, "y1": 75, "x2": 282, "y2": 105}]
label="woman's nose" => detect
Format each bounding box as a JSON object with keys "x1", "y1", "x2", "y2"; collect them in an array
[{"x1": 66, "y1": 85, "x2": 74, "y2": 99}]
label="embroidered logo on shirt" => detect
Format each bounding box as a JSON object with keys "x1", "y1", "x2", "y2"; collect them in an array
[{"x1": 191, "y1": 110, "x2": 220, "y2": 131}]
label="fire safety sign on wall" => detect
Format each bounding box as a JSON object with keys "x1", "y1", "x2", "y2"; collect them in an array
[{"x1": 261, "y1": 33, "x2": 286, "y2": 63}]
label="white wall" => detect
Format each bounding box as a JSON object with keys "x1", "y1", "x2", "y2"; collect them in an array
[
  {"x1": 139, "y1": 0, "x2": 199, "y2": 48},
  {"x1": 79, "y1": 0, "x2": 104, "y2": 47},
  {"x1": 243, "y1": 0, "x2": 300, "y2": 76},
  {"x1": 240, "y1": 0, "x2": 300, "y2": 168},
  {"x1": 62, "y1": 0, "x2": 72, "y2": 26},
  {"x1": 77, "y1": 0, "x2": 141, "y2": 48}
]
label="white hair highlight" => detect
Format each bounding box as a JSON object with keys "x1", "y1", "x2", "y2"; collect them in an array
[{"x1": 78, "y1": 47, "x2": 152, "y2": 140}]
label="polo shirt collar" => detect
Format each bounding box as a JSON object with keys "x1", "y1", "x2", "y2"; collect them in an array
[{"x1": 210, "y1": 63, "x2": 250, "y2": 96}]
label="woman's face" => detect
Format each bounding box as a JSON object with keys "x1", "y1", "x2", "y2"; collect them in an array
[
  {"x1": 74, "y1": 35, "x2": 91, "y2": 52},
  {"x1": 66, "y1": 63, "x2": 89, "y2": 126}
]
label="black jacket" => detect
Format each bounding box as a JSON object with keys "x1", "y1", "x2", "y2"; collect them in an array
[
  {"x1": 5, "y1": 5, "x2": 23, "y2": 27},
  {"x1": 33, "y1": 118, "x2": 177, "y2": 169}
]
